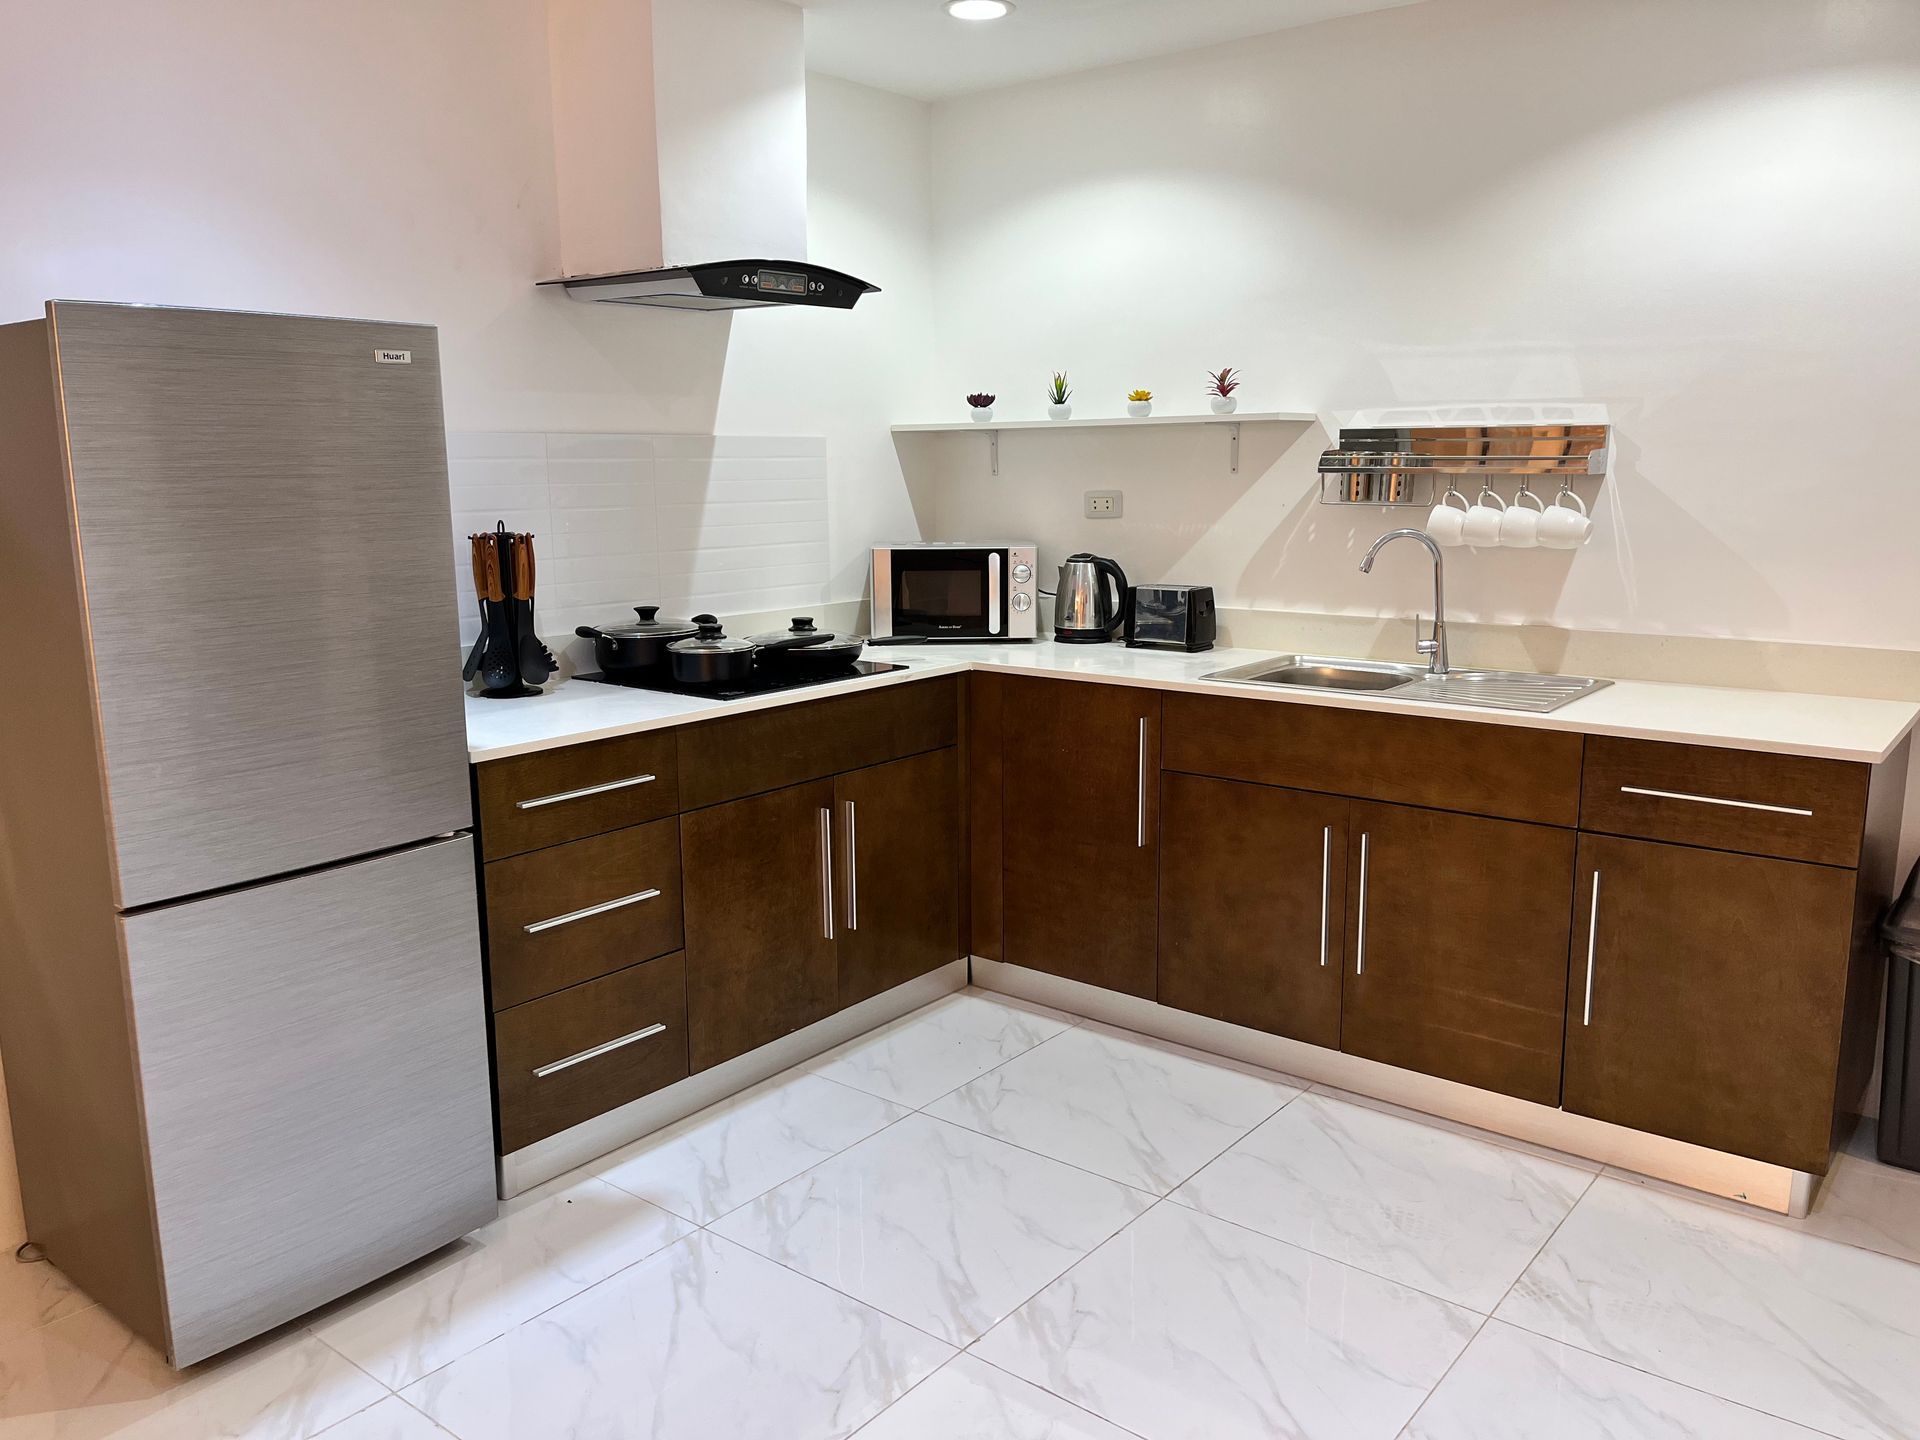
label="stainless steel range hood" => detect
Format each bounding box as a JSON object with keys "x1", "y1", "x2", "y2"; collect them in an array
[
  {"x1": 542, "y1": 260, "x2": 879, "y2": 311},
  {"x1": 542, "y1": 0, "x2": 879, "y2": 315}
]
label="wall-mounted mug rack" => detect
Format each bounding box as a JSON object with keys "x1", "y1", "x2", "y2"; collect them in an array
[{"x1": 1316, "y1": 423, "x2": 1610, "y2": 507}]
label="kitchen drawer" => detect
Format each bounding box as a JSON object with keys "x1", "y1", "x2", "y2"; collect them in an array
[
  {"x1": 494, "y1": 952, "x2": 689, "y2": 1153},
  {"x1": 676, "y1": 675, "x2": 960, "y2": 811},
  {"x1": 484, "y1": 818, "x2": 684, "y2": 1010},
  {"x1": 1580, "y1": 737, "x2": 1869, "y2": 867},
  {"x1": 475, "y1": 730, "x2": 679, "y2": 860},
  {"x1": 1161, "y1": 692, "x2": 1584, "y2": 827}
]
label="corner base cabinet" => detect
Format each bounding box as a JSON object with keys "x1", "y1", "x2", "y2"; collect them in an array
[{"x1": 1001, "y1": 676, "x2": 1161, "y2": 998}]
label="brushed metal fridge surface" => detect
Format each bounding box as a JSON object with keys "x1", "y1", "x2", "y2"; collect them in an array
[
  {"x1": 49, "y1": 302, "x2": 471, "y2": 909},
  {"x1": 122, "y1": 836, "x2": 497, "y2": 1365}
]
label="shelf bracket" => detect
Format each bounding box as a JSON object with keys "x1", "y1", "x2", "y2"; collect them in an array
[
  {"x1": 1229, "y1": 422, "x2": 1241, "y2": 474},
  {"x1": 989, "y1": 428, "x2": 999, "y2": 476}
]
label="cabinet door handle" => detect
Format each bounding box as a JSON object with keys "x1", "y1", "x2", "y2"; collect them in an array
[
  {"x1": 533, "y1": 1023, "x2": 667, "y2": 1078},
  {"x1": 1136, "y1": 717, "x2": 1148, "y2": 848},
  {"x1": 1319, "y1": 826, "x2": 1332, "y2": 968},
  {"x1": 845, "y1": 800, "x2": 859, "y2": 931},
  {"x1": 514, "y1": 772, "x2": 656, "y2": 810},
  {"x1": 1618, "y1": 785, "x2": 1811, "y2": 818},
  {"x1": 523, "y1": 888, "x2": 661, "y2": 935},
  {"x1": 820, "y1": 807, "x2": 835, "y2": 942},
  {"x1": 1354, "y1": 832, "x2": 1370, "y2": 975},
  {"x1": 1583, "y1": 870, "x2": 1601, "y2": 1026}
]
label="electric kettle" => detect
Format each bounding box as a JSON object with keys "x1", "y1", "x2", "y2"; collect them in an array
[{"x1": 1054, "y1": 552, "x2": 1130, "y2": 644}]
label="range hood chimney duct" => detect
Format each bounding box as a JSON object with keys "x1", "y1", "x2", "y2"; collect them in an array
[{"x1": 542, "y1": 0, "x2": 878, "y2": 311}]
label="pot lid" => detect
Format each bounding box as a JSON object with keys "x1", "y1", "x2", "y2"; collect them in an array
[
  {"x1": 746, "y1": 616, "x2": 863, "y2": 653},
  {"x1": 598, "y1": 604, "x2": 698, "y2": 640},
  {"x1": 668, "y1": 618, "x2": 756, "y2": 655}
]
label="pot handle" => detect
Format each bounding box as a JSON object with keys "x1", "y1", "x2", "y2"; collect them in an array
[
  {"x1": 1095, "y1": 555, "x2": 1130, "y2": 632},
  {"x1": 575, "y1": 625, "x2": 605, "y2": 640}
]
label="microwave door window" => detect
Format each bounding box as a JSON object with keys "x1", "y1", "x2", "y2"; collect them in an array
[{"x1": 897, "y1": 562, "x2": 988, "y2": 634}]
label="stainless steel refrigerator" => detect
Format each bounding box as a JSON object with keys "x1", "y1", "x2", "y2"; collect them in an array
[{"x1": 0, "y1": 302, "x2": 497, "y2": 1365}]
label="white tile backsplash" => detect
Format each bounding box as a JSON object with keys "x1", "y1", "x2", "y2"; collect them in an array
[{"x1": 447, "y1": 431, "x2": 828, "y2": 647}]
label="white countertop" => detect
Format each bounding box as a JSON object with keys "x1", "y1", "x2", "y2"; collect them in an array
[{"x1": 465, "y1": 639, "x2": 1920, "y2": 765}]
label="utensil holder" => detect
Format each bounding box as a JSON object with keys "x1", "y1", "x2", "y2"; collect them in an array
[{"x1": 471, "y1": 522, "x2": 551, "y2": 699}]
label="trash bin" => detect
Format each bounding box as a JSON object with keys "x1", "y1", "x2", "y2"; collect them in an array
[{"x1": 1880, "y1": 861, "x2": 1920, "y2": 1170}]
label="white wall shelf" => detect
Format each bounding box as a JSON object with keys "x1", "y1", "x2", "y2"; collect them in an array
[{"x1": 890, "y1": 411, "x2": 1317, "y2": 475}]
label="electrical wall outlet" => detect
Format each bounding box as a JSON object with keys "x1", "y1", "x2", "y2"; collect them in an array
[{"x1": 1084, "y1": 489, "x2": 1124, "y2": 519}]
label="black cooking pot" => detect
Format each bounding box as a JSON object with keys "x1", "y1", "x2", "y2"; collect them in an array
[
  {"x1": 748, "y1": 617, "x2": 866, "y2": 674},
  {"x1": 575, "y1": 605, "x2": 697, "y2": 675},
  {"x1": 667, "y1": 618, "x2": 758, "y2": 686}
]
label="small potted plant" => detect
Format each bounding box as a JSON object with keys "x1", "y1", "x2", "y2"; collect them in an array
[
  {"x1": 1046, "y1": 371, "x2": 1073, "y2": 420},
  {"x1": 1126, "y1": 389, "x2": 1153, "y2": 418},
  {"x1": 967, "y1": 392, "x2": 996, "y2": 422},
  {"x1": 1207, "y1": 367, "x2": 1241, "y2": 414}
]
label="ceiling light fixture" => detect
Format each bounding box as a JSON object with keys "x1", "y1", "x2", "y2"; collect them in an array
[{"x1": 945, "y1": 0, "x2": 1013, "y2": 19}]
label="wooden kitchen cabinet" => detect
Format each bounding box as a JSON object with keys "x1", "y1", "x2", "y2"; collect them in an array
[
  {"x1": 1563, "y1": 834, "x2": 1860, "y2": 1172},
  {"x1": 1158, "y1": 773, "x2": 1347, "y2": 1048},
  {"x1": 681, "y1": 779, "x2": 839, "y2": 1072},
  {"x1": 1340, "y1": 801, "x2": 1576, "y2": 1106},
  {"x1": 834, "y1": 747, "x2": 964, "y2": 1009},
  {"x1": 1001, "y1": 677, "x2": 1162, "y2": 998}
]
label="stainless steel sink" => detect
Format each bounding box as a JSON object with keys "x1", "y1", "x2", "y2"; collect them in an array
[
  {"x1": 1202, "y1": 655, "x2": 1610, "y2": 714},
  {"x1": 1207, "y1": 655, "x2": 1427, "y2": 693}
]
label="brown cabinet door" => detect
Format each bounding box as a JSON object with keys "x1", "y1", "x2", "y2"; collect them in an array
[
  {"x1": 1158, "y1": 774, "x2": 1346, "y2": 1048},
  {"x1": 1564, "y1": 834, "x2": 1857, "y2": 1172},
  {"x1": 681, "y1": 779, "x2": 839, "y2": 1072},
  {"x1": 1342, "y1": 801, "x2": 1576, "y2": 1106},
  {"x1": 834, "y1": 747, "x2": 963, "y2": 1009},
  {"x1": 1002, "y1": 677, "x2": 1161, "y2": 998}
]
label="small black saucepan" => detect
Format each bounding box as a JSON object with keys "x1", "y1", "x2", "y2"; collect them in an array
[
  {"x1": 575, "y1": 605, "x2": 697, "y2": 676},
  {"x1": 748, "y1": 617, "x2": 867, "y2": 675},
  {"x1": 667, "y1": 616, "x2": 758, "y2": 686}
]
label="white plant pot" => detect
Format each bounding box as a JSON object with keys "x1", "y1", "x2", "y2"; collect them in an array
[
  {"x1": 1127, "y1": 401, "x2": 1151, "y2": 418},
  {"x1": 1210, "y1": 395, "x2": 1238, "y2": 414},
  {"x1": 1047, "y1": 403, "x2": 1072, "y2": 420},
  {"x1": 969, "y1": 406, "x2": 993, "y2": 422}
]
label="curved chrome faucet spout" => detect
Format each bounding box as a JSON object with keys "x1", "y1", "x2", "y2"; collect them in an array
[{"x1": 1359, "y1": 528, "x2": 1448, "y2": 676}]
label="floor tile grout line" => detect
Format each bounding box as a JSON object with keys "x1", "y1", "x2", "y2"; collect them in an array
[
  {"x1": 971, "y1": 1351, "x2": 1160, "y2": 1440},
  {"x1": 1152, "y1": 1191, "x2": 1496, "y2": 1319},
  {"x1": 1390, "y1": 1167, "x2": 1603, "y2": 1438},
  {"x1": 1398, "y1": 1166, "x2": 1862, "y2": 1440},
  {"x1": 914, "y1": 1107, "x2": 1165, "y2": 1200},
  {"x1": 697, "y1": 1227, "x2": 965, "y2": 1353}
]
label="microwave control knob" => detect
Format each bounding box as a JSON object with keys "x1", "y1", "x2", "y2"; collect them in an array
[
  {"x1": 1011, "y1": 592, "x2": 1032, "y2": 613},
  {"x1": 1011, "y1": 562, "x2": 1033, "y2": 583}
]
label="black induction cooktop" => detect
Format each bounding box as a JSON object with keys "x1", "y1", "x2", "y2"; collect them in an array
[{"x1": 575, "y1": 660, "x2": 907, "y2": 702}]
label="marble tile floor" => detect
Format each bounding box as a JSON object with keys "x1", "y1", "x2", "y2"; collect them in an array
[{"x1": 4, "y1": 987, "x2": 1920, "y2": 1439}]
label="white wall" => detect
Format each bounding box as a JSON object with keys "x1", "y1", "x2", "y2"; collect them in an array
[
  {"x1": 0, "y1": 2, "x2": 932, "y2": 1245},
  {"x1": 917, "y1": 0, "x2": 1920, "y2": 653}
]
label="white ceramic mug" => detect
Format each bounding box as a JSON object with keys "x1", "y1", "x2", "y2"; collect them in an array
[
  {"x1": 1425, "y1": 487, "x2": 1471, "y2": 547},
  {"x1": 1500, "y1": 487, "x2": 1546, "y2": 548},
  {"x1": 1537, "y1": 488, "x2": 1592, "y2": 548},
  {"x1": 1461, "y1": 487, "x2": 1507, "y2": 549}
]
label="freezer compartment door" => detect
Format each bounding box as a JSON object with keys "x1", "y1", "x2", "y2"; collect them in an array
[
  {"x1": 50, "y1": 302, "x2": 471, "y2": 908},
  {"x1": 122, "y1": 835, "x2": 496, "y2": 1365}
]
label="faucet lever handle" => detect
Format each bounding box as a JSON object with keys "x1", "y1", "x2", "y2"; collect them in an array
[{"x1": 1414, "y1": 614, "x2": 1438, "y2": 655}]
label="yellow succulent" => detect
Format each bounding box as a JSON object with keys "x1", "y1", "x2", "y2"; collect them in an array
[{"x1": 1127, "y1": 389, "x2": 1153, "y2": 402}]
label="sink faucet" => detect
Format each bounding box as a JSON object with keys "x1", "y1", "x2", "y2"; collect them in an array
[{"x1": 1359, "y1": 529, "x2": 1449, "y2": 676}]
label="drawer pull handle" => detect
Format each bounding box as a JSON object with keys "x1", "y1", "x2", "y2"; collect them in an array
[
  {"x1": 533, "y1": 1023, "x2": 667, "y2": 1078},
  {"x1": 523, "y1": 888, "x2": 662, "y2": 935},
  {"x1": 1583, "y1": 870, "x2": 1601, "y2": 1026},
  {"x1": 515, "y1": 773, "x2": 657, "y2": 810},
  {"x1": 845, "y1": 800, "x2": 859, "y2": 932},
  {"x1": 1354, "y1": 832, "x2": 1370, "y2": 976},
  {"x1": 1618, "y1": 785, "x2": 1812, "y2": 818}
]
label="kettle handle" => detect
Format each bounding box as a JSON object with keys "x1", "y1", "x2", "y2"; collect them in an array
[{"x1": 1094, "y1": 555, "x2": 1130, "y2": 633}]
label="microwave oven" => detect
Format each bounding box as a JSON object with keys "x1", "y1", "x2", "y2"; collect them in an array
[{"x1": 870, "y1": 543, "x2": 1039, "y2": 642}]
